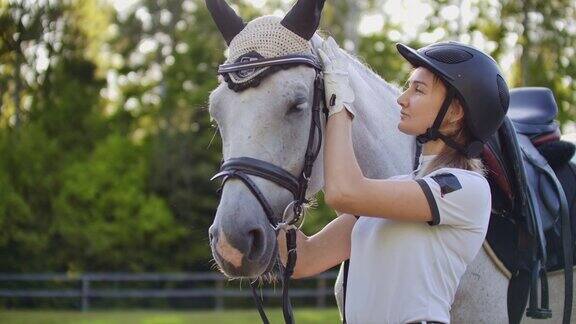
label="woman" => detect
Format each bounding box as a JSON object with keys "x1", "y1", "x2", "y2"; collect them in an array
[{"x1": 279, "y1": 38, "x2": 509, "y2": 324}]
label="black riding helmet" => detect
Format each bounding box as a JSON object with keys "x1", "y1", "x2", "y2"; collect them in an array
[{"x1": 396, "y1": 41, "x2": 510, "y2": 158}]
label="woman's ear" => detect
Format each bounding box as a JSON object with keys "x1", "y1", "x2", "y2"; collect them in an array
[
  {"x1": 440, "y1": 99, "x2": 465, "y2": 135},
  {"x1": 447, "y1": 99, "x2": 465, "y2": 124}
]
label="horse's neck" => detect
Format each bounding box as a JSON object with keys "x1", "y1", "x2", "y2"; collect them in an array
[
  {"x1": 308, "y1": 35, "x2": 415, "y2": 197},
  {"x1": 346, "y1": 57, "x2": 416, "y2": 179}
]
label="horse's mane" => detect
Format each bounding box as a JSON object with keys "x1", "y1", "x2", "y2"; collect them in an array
[
  {"x1": 308, "y1": 31, "x2": 415, "y2": 179},
  {"x1": 311, "y1": 31, "x2": 402, "y2": 100}
]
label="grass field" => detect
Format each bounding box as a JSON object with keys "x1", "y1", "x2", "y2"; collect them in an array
[{"x1": 0, "y1": 308, "x2": 341, "y2": 324}]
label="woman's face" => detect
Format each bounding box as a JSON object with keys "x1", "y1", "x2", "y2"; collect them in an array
[{"x1": 396, "y1": 67, "x2": 447, "y2": 136}]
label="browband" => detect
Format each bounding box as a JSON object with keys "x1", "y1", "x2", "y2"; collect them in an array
[{"x1": 218, "y1": 54, "x2": 322, "y2": 74}]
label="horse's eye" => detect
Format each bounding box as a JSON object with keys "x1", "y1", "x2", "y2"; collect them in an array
[{"x1": 288, "y1": 102, "x2": 306, "y2": 115}]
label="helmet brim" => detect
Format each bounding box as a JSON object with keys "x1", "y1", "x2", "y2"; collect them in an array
[{"x1": 396, "y1": 43, "x2": 454, "y2": 82}]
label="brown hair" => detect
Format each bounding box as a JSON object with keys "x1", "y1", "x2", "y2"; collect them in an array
[{"x1": 415, "y1": 73, "x2": 486, "y2": 178}]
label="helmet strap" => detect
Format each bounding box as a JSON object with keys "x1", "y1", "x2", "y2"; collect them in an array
[
  {"x1": 416, "y1": 87, "x2": 456, "y2": 145},
  {"x1": 416, "y1": 87, "x2": 484, "y2": 159}
]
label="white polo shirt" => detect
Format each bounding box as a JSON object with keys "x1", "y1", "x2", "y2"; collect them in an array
[{"x1": 345, "y1": 155, "x2": 491, "y2": 324}]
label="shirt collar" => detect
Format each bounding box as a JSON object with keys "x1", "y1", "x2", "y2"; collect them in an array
[
  {"x1": 412, "y1": 154, "x2": 437, "y2": 176},
  {"x1": 419, "y1": 154, "x2": 437, "y2": 165}
]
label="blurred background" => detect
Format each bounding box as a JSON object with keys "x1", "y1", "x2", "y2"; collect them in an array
[{"x1": 0, "y1": 0, "x2": 574, "y2": 322}]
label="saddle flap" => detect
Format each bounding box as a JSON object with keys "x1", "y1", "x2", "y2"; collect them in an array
[
  {"x1": 539, "y1": 177, "x2": 561, "y2": 229},
  {"x1": 518, "y1": 134, "x2": 563, "y2": 232}
]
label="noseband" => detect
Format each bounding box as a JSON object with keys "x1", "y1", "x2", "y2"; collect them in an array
[{"x1": 210, "y1": 54, "x2": 328, "y2": 324}]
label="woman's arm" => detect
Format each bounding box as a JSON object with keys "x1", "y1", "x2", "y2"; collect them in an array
[
  {"x1": 277, "y1": 213, "x2": 357, "y2": 279},
  {"x1": 323, "y1": 110, "x2": 433, "y2": 223}
]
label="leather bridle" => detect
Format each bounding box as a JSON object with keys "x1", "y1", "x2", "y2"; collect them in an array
[{"x1": 210, "y1": 54, "x2": 328, "y2": 324}]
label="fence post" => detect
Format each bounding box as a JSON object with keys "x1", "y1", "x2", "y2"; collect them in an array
[
  {"x1": 81, "y1": 276, "x2": 90, "y2": 312},
  {"x1": 215, "y1": 279, "x2": 224, "y2": 311},
  {"x1": 317, "y1": 276, "x2": 326, "y2": 308}
]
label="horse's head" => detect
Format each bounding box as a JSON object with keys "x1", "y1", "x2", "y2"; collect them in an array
[{"x1": 206, "y1": 0, "x2": 327, "y2": 278}]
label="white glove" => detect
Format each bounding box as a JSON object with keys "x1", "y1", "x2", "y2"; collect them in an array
[{"x1": 317, "y1": 37, "x2": 356, "y2": 119}]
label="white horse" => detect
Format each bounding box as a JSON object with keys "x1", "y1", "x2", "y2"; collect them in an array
[{"x1": 205, "y1": 3, "x2": 572, "y2": 322}]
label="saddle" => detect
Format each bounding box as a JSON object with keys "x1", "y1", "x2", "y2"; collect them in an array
[{"x1": 482, "y1": 87, "x2": 575, "y2": 324}]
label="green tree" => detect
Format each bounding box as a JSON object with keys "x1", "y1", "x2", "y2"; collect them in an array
[
  {"x1": 424, "y1": 0, "x2": 576, "y2": 127},
  {"x1": 52, "y1": 134, "x2": 182, "y2": 271}
]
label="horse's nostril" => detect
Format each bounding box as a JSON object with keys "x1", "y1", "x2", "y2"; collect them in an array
[{"x1": 246, "y1": 227, "x2": 265, "y2": 262}]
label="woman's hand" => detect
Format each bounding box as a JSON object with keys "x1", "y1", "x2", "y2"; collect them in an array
[
  {"x1": 317, "y1": 37, "x2": 356, "y2": 119},
  {"x1": 276, "y1": 214, "x2": 357, "y2": 279},
  {"x1": 320, "y1": 37, "x2": 364, "y2": 209}
]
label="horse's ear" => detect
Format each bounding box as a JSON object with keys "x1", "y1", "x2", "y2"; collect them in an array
[
  {"x1": 281, "y1": 0, "x2": 326, "y2": 40},
  {"x1": 205, "y1": 0, "x2": 246, "y2": 45}
]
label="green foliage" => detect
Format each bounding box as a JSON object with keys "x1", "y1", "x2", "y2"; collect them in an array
[
  {"x1": 424, "y1": 0, "x2": 576, "y2": 128},
  {"x1": 357, "y1": 33, "x2": 414, "y2": 85},
  {"x1": 0, "y1": 125, "x2": 59, "y2": 271},
  {"x1": 301, "y1": 192, "x2": 336, "y2": 235},
  {"x1": 52, "y1": 134, "x2": 183, "y2": 271}
]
